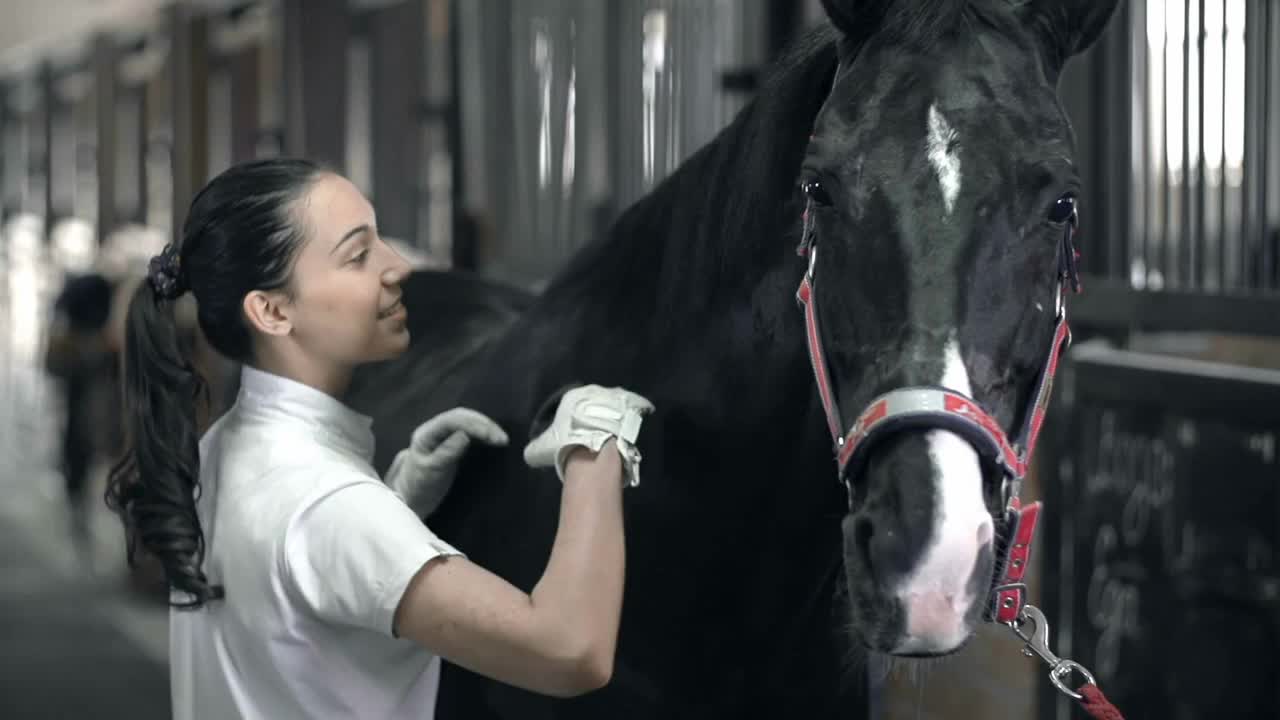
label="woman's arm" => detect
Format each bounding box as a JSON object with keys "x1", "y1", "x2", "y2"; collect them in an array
[{"x1": 392, "y1": 441, "x2": 625, "y2": 698}]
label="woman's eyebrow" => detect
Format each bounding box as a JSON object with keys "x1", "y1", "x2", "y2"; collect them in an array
[{"x1": 331, "y1": 224, "x2": 370, "y2": 255}]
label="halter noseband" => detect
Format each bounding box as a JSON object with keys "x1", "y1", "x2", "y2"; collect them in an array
[{"x1": 794, "y1": 196, "x2": 1081, "y2": 624}]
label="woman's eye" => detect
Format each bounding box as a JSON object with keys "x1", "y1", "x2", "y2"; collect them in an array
[
  {"x1": 1048, "y1": 194, "x2": 1077, "y2": 225},
  {"x1": 350, "y1": 250, "x2": 369, "y2": 265}
]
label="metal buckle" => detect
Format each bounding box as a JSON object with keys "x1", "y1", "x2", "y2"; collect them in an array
[
  {"x1": 990, "y1": 581, "x2": 1028, "y2": 596},
  {"x1": 1007, "y1": 605, "x2": 1098, "y2": 702},
  {"x1": 987, "y1": 581, "x2": 1027, "y2": 621}
]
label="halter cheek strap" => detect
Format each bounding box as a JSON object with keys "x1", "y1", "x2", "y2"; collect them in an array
[
  {"x1": 794, "y1": 197, "x2": 1080, "y2": 626},
  {"x1": 795, "y1": 59, "x2": 1122, "y2": 719}
]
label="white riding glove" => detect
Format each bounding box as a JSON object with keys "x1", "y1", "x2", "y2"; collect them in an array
[
  {"x1": 523, "y1": 385, "x2": 655, "y2": 487},
  {"x1": 386, "y1": 407, "x2": 509, "y2": 517}
]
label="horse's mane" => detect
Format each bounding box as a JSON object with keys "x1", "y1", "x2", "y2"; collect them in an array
[
  {"x1": 536, "y1": 25, "x2": 841, "y2": 331},
  {"x1": 833, "y1": 0, "x2": 997, "y2": 47}
]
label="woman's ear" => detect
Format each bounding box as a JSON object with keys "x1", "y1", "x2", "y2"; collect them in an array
[{"x1": 242, "y1": 290, "x2": 293, "y2": 337}]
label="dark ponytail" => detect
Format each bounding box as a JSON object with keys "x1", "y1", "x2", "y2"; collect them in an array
[
  {"x1": 106, "y1": 157, "x2": 324, "y2": 608},
  {"x1": 107, "y1": 281, "x2": 218, "y2": 606}
]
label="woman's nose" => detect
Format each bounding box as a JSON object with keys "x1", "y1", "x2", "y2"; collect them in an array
[{"x1": 381, "y1": 247, "x2": 411, "y2": 285}]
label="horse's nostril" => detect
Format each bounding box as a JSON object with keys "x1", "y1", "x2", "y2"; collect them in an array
[
  {"x1": 855, "y1": 516, "x2": 874, "y2": 547},
  {"x1": 854, "y1": 516, "x2": 876, "y2": 573},
  {"x1": 976, "y1": 516, "x2": 994, "y2": 547}
]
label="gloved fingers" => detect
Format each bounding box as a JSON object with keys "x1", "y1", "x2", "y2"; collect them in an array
[
  {"x1": 559, "y1": 389, "x2": 655, "y2": 446},
  {"x1": 522, "y1": 430, "x2": 559, "y2": 468},
  {"x1": 564, "y1": 386, "x2": 655, "y2": 416},
  {"x1": 432, "y1": 430, "x2": 473, "y2": 460},
  {"x1": 385, "y1": 448, "x2": 412, "y2": 492},
  {"x1": 412, "y1": 408, "x2": 509, "y2": 453},
  {"x1": 443, "y1": 408, "x2": 509, "y2": 446},
  {"x1": 523, "y1": 432, "x2": 590, "y2": 469},
  {"x1": 612, "y1": 389, "x2": 655, "y2": 415}
]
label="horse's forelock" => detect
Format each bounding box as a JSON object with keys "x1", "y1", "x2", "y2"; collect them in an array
[{"x1": 825, "y1": 0, "x2": 977, "y2": 47}]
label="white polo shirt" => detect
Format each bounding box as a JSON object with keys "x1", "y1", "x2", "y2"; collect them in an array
[{"x1": 170, "y1": 365, "x2": 461, "y2": 719}]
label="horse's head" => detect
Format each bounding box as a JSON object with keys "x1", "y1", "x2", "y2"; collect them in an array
[{"x1": 799, "y1": 0, "x2": 1117, "y2": 656}]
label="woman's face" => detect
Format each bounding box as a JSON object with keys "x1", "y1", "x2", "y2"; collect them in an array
[{"x1": 284, "y1": 174, "x2": 412, "y2": 368}]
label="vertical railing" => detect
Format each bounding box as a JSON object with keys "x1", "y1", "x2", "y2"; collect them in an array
[
  {"x1": 1123, "y1": 0, "x2": 1278, "y2": 295},
  {"x1": 455, "y1": 0, "x2": 773, "y2": 289}
]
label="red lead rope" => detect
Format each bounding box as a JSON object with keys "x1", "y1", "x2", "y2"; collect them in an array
[{"x1": 1077, "y1": 684, "x2": 1125, "y2": 720}]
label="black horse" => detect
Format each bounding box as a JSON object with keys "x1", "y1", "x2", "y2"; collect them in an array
[{"x1": 346, "y1": 1, "x2": 1119, "y2": 717}]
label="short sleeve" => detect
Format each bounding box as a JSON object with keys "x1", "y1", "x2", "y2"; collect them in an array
[{"x1": 282, "y1": 478, "x2": 463, "y2": 636}]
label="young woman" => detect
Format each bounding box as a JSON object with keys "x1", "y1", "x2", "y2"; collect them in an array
[{"x1": 105, "y1": 158, "x2": 653, "y2": 719}]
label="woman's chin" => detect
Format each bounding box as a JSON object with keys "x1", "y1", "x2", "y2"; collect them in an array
[
  {"x1": 366, "y1": 328, "x2": 411, "y2": 363},
  {"x1": 390, "y1": 325, "x2": 412, "y2": 352}
]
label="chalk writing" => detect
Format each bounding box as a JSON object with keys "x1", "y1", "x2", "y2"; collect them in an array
[{"x1": 1080, "y1": 414, "x2": 1181, "y2": 682}]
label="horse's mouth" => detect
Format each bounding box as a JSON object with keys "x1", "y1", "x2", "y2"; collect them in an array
[{"x1": 890, "y1": 630, "x2": 975, "y2": 658}]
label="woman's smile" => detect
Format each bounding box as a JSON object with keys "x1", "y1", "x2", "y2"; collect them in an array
[{"x1": 378, "y1": 296, "x2": 405, "y2": 320}]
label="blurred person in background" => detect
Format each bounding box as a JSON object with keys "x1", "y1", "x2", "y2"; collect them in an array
[
  {"x1": 44, "y1": 268, "x2": 117, "y2": 563},
  {"x1": 105, "y1": 157, "x2": 653, "y2": 718}
]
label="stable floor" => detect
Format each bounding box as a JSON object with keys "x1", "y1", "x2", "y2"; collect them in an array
[{"x1": 2, "y1": 274, "x2": 171, "y2": 719}]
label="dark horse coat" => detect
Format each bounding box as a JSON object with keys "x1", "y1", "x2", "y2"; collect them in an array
[
  {"x1": 345, "y1": 1, "x2": 1120, "y2": 716},
  {"x1": 348, "y1": 34, "x2": 859, "y2": 715}
]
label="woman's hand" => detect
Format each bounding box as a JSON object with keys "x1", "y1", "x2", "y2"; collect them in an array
[
  {"x1": 385, "y1": 408, "x2": 509, "y2": 517},
  {"x1": 522, "y1": 385, "x2": 654, "y2": 487}
]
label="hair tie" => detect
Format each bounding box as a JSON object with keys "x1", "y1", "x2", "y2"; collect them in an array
[{"x1": 147, "y1": 244, "x2": 187, "y2": 301}]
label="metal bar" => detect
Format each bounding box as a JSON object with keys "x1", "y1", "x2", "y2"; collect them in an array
[
  {"x1": 447, "y1": 0, "x2": 473, "y2": 270},
  {"x1": 40, "y1": 61, "x2": 56, "y2": 238},
  {"x1": 0, "y1": 81, "x2": 6, "y2": 220},
  {"x1": 1162, "y1": 2, "x2": 1172, "y2": 288},
  {"x1": 230, "y1": 45, "x2": 261, "y2": 164},
  {"x1": 1071, "y1": 272, "x2": 1280, "y2": 337},
  {"x1": 1254, "y1": 0, "x2": 1265, "y2": 289},
  {"x1": 450, "y1": 0, "x2": 471, "y2": 265},
  {"x1": 138, "y1": 78, "x2": 151, "y2": 227},
  {"x1": 1218, "y1": 0, "x2": 1228, "y2": 291},
  {"x1": 1261, "y1": 0, "x2": 1275, "y2": 289},
  {"x1": 1139, "y1": 0, "x2": 1152, "y2": 289},
  {"x1": 369, "y1": 0, "x2": 425, "y2": 244},
  {"x1": 1104, "y1": 11, "x2": 1130, "y2": 281},
  {"x1": 1241, "y1": 0, "x2": 1255, "y2": 288},
  {"x1": 93, "y1": 35, "x2": 117, "y2": 245},
  {"x1": 1180, "y1": 0, "x2": 1193, "y2": 288},
  {"x1": 170, "y1": 4, "x2": 211, "y2": 242},
  {"x1": 281, "y1": 0, "x2": 349, "y2": 170},
  {"x1": 1195, "y1": 0, "x2": 1208, "y2": 289},
  {"x1": 1161, "y1": 2, "x2": 1172, "y2": 288},
  {"x1": 1131, "y1": 1, "x2": 1152, "y2": 289}
]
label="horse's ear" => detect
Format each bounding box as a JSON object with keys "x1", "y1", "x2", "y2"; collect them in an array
[
  {"x1": 1019, "y1": 0, "x2": 1121, "y2": 79},
  {"x1": 820, "y1": 0, "x2": 893, "y2": 41}
]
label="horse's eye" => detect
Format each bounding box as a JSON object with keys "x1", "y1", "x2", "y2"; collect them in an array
[
  {"x1": 802, "y1": 179, "x2": 834, "y2": 207},
  {"x1": 1048, "y1": 194, "x2": 1077, "y2": 225}
]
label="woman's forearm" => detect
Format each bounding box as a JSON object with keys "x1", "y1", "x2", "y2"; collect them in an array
[{"x1": 528, "y1": 440, "x2": 626, "y2": 684}]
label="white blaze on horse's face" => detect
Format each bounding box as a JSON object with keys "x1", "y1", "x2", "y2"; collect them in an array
[
  {"x1": 926, "y1": 104, "x2": 962, "y2": 215},
  {"x1": 894, "y1": 339, "x2": 995, "y2": 654}
]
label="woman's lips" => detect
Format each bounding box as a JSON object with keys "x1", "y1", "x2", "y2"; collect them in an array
[{"x1": 377, "y1": 297, "x2": 404, "y2": 319}]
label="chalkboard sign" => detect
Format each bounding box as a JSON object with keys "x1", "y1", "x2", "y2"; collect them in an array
[{"x1": 1038, "y1": 342, "x2": 1280, "y2": 720}]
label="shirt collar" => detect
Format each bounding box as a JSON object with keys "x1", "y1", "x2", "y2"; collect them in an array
[{"x1": 237, "y1": 365, "x2": 376, "y2": 464}]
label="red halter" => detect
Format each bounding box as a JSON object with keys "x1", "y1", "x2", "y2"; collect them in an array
[
  {"x1": 791, "y1": 63, "x2": 1123, "y2": 719},
  {"x1": 792, "y1": 198, "x2": 1079, "y2": 625}
]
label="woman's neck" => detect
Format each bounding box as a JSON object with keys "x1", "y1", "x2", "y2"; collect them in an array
[{"x1": 250, "y1": 350, "x2": 353, "y2": 399}]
